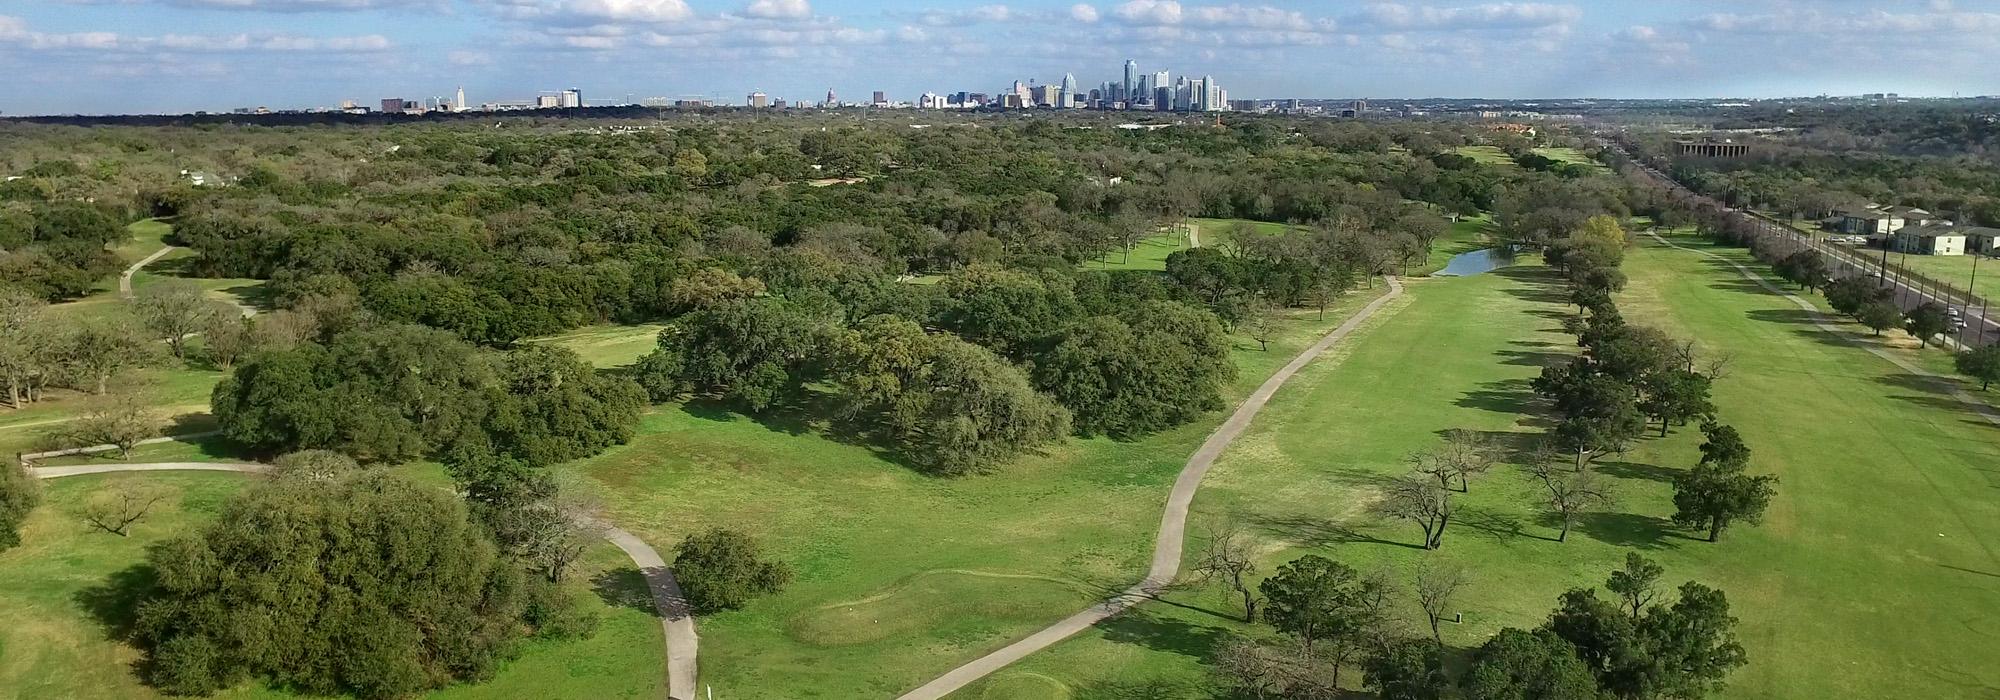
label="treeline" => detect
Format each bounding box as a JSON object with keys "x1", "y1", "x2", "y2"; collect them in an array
[
  {"x1": 1627, "y1": 130, "x2": 2000, "y2": 227},
  {"x1": 3, "y1": 116, "x2": 1550, "y2": 344},
  {"x1": 0, "y1": 200, "x2": 126, "y2": 301},
  {"x1": 1203, "y1": 549, "x2": 1747, "y2": 700}
]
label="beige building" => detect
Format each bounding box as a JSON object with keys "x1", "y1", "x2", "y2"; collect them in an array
[{"x1": 1890, "y1": 223, "x2": 1967, "y2": 256}]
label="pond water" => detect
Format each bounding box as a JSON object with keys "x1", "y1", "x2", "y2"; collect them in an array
[{"x1": 1433, "y1": 247, "x2": 1515, "y2": 277}]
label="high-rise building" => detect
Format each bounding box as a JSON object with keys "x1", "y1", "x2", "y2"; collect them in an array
[
  {"x1": 1059, "y1": 73, "x2": 1077, "y2": 109},
  {"x1": 1034, "y1": 84, "x2": 1061, "y2": 108},
  {"x1": 824, "y1": 88, "x2": 837, "y2": 107},
  {"x1": 1012, "y1": 80, "x2": 1032, "y2": 107},
  {"x1": 559, "y1": 88, "x2": 582, "y2": 108},
  {"x1": 536, "y1": 94, "x2": 560, "y2": 108},
  {"x1": 1202, "y1": 75, "x2": 1220, "y2": 112},
  {"x1": 1155, "y1": 86, "x2": 1172, "y2": 112},
  {"x1": 872, "y1": 90, "x2": 888, "y2": 106},
  {"x1": 1123, "y1": 59, "x2": 1137, "y2": 103},
  {"x1": 748, "y1": 91, "x2": 770, "y2": 108},
  {"x1": 455, "y1": 87, "x2": 467, "y2": 113},
  {"x1": 380, "y1": 98, "x2": 408, "y2": 114}
]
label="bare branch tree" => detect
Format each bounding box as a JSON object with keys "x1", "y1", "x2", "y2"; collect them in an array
[
  {"x1": 1378, "y1": 473, "x2": 1452, "y2": 550},
  {"x1": 1439, "y1": 428, "x2": 1499, "y2": 492},
  {"x1": 1190, "y1": 520, "x2": 1261, "y2": 622},
  {"x1": 1539, "y1": 468, "x2": 1612, "y2": 543},
  {"x1": 80, "y1": 481, "x2": 167, "y2": 536},
  {"x1": 1414, "y1": 558, "x2": 1469, "y2": 646}
]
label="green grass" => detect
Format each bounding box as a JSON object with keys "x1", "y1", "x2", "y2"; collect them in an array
[
  {"x1": 0, "y1": 471, "x2": 666, "y2": 699},
  {"x1": 553, "y1": 284, "x2": 1395, "y2": 698},
  {"x1": 1454, "y1": 145, "x2": 1515, "y2": 166},
  {"x1": 1085, "y1": 228, "x2": 1193, "y2": 272},
  {"x1": 1864, "y1": 249, "x2": 2000, "y2": 304},
  {"x1": 959, "y1": 237, "x2": 2000, "y2": 698},
  {"x1": 1532, "y1": 147, "x2": 1607, "y2": 172},
  {"x1": 536, "y1": 323, "x2": 670, "y2": 368}
]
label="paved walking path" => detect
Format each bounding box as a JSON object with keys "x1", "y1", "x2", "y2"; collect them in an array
[
  {"x1": 119, "y1": 246, "x2": 178, "y2": 299},
  {"x1": 26, "y1": 460, "x2": 700, "y2": 699},
  {"x1": 1648, "y1": 233, "x2": 2000, "y2": 428},
  {"x1": 896, "y1": 276, "x2": 1408, "y2": 700}
]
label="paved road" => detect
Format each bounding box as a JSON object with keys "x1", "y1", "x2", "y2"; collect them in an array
[
  {"x1": 27, "y1": 461, "x2": 701, "y2": 699},
  {"x1": 1648, "y1": 233, "x2": 2000, "y2": 427},
  {"x1": 1614, "y1": 145, "x2": 1998, "y2": 348},
  {"x1": 119, "y1": 246, "x2": 178, "y2": 300},
  {"x1": 896, "y1": 276, "x2": 1408, "y2": 700}
]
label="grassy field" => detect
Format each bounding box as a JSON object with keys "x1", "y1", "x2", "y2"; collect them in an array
[
  {"x1": 552, "y1": 283, "x2": 1396, "y2": 698},
  {"x1": 537, "y1": 323, "x2": 670, "y2": 368},
  {"x1": 1870, "y1": 249, "x2": 2000, "y2": 304},
  {"x1": 1085, "y1": 225, "x2": 1194, "y2": 272},
  {"x1": 955, "y1": 235, "x2": 2000, "y2": 698},
  {"x1": 1454, "y1": 145, "x2": 1514, "y2": 166},
  {"x1": 0, "y1": 470, "x2": 668, "y2": 700}
]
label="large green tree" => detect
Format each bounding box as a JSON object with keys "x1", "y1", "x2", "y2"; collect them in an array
[
  {"x1": 1462, "y1": 628, "x2": 1603, "y2": 700},
  {"x1": 0, "y1": 461, "x2": 39, "y2": 552},
  {"x1": 672, "y1": 528, "x2": 792, "y2": 614},
  {"x1": 1955, "y1": 343, "x2": 2000, "y2": 390},
  {"x1": 1671, "y1": 422, "x2": 1778, "y2": 542},
  {"x1": 1031, "y1": 301, "x2": 1235, "y2": 438},
  {"x1": 133, "y1": 472, "x2": 535, "y2": 698}
]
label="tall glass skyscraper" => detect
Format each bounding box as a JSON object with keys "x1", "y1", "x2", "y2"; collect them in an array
[{"x1": 1123, "y1": 60, "x2": 1137, "y2": 103}]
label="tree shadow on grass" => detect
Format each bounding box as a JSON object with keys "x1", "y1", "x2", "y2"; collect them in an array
[
  {"x1": 1874, "y1": 373, "x2": 1959, "y2": 395},
  {"x1": 1070, "y1": 677, "x2": 1214, "y2": 700},
  {"x1": 1454, "y1": 505, "x2": 1550, "y2": 543},
  {"x1": 591, "y1": 566, "x2": 657, "y2": 615},
  {"x1": 1455, "y1": 378, "x2": 1539, "y2": 415},
  {"x1": 1242, "y1": 512, "x2": 1426, "y2": 551},
  {"x1": 1886, "y1": 394, "x2": 2000, "y2": 421},
  {"x1": 74, "y1": 563, "x2": 159, "y2": 642},
  {"x1": 1495, "y1": 349, "x2": 1571, "y2": 368},
  {"x1": 1574, "y1": 512, "x2": 1687, "y2": 551},
  {"x1": 1594, "y1": 460, "x2": 1680, "y2": 484},
  {"x1": 1097, "y1": 608, "x2": 1230, "y2": 659},
  {"x1": 1745, "y1": 308, "x2": 1821, "y2": 325}
]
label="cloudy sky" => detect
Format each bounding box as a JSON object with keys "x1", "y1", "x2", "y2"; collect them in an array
[{"x1": 3, "y1": 0, "x2": 1999, "y2": 114}]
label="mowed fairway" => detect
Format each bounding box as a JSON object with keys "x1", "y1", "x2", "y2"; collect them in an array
[
  {"x1": 555, "y1": 284, "x2": 1397, "y2": 698},
  {"x1": 0, "y1": 471, "x2": 668, "y2": 700},
  {"x1": 955, "y1": 238, "x2": 2000, "y2": 698}
]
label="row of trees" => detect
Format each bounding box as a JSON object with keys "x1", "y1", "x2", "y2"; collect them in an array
[
  {"x1": 1531, "y1": 217, "x2": 1778, "y2": 544},
  {"x1": 0, "y1": 201, "x2": 128, "y2": 301},
  {"x1": 1207, "y1": 552, "x2": 1747, "y2": 700}
]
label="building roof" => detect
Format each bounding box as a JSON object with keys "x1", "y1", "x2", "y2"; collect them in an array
[
  {"x1": 1883, "y1": 205, "x2": 1933, "y2": 217},
  {"x1": 1896, "y1": 223, "x2": 1967, "y2": 239}
]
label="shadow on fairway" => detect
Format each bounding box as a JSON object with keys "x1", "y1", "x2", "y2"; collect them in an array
[
  {"x1": 1097, "y1": 608, "x2": 1230, "y2": 659},
  {"x1": 1873, "y1": 373, "x2": 1958, "y2": 395},
  {"x1": 1745, "y1": 308, "x2": 1821, "y2": 325},
  {"x1": 1595, "y1": 459, "x2": 1680, "y2": 484},
  {"x1": 74, "y1": 563, "x2": 158, "y2": 643},
  {"x1": 1495, "y1": 348, "x2": 1571, "y2": 368},
  {"x1": 1456, "y1": 505, "x2": 1549, "y2": 543},
  {"x1": 1576, "y1": 512, "x2": 1686, "y2": 550},
  {"x1": 1455, "y1": 377, "x2": 1540, "y2": 416},
  {"x1": 1243, "y1": 512, "x2": 1426, "y2": 551},
  {"x1": 592, "y1": 566, "x2": 657, "y2": 615}
]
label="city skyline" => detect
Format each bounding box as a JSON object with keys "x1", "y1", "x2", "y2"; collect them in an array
[{"x1": 5, "y1": 0, "x2": 2000, "y2": 115}]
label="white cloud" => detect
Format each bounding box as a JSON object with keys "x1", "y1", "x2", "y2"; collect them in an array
[
  {"x1": 1357, "y1": 2, "x2": 1580, "y2": 31},
  {"x1": 1687, "y1": 8, "x2": 2000, "y2": 35},
  {"x1": 919, "y1": 4, "x2": 1013, "y2": 26},
  {"x1": 1113, "y1": 0, "x2": 1182, "y2": 25},
  {"x1": 1070, "y1": 3, "x2": 1099, "y2": 23},
  {"x1": 447, "y1": 49, "x2": 493, "y2": 65},
  {"x1": 0, "y1": 15, "x2": 390, "y2": 53},
  {"x1": 744, "y1": 0, "x2": 810, "y2": 20}
]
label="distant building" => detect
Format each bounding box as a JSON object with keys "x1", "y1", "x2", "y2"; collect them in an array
[
  {"x1": 455, "y1": 87, "x2": 468, "y2": 113},
  {"x1": 380, "y1": 98, "x2": 410, "y2": 114},
  {"x1": 1891, "y1": 223, "x2": 1968, "y2": 256},
  {"x1": 748, "y1": 91, "x2": 770, "y2": 108},
  {"x1": 1033, "y1": 84, "x2": 1061, "y2": 108},
  {"x1": 1838, "y1": 205, "x2": 1934, "y2": 236},
  {"x1": 1964, "y1": 227, "x2": 2000, "y2": 254},
  {"x1": 1675, "y1": 141, "x2": 1749, "y2": 158},
  {"x1": 536, "y1": 94, "x2": 560, "y2": 109},
  {"x1": 872, "y1": 90, "x2": 888, "y2": 106},
  {"x1": 559, "y1": 88, "x2": 582, "y2": 108},
  {"x1": 1059, "y1": 73, "x2": 1077, "y2": 109}
]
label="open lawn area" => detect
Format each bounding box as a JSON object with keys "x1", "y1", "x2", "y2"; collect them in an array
[
  {"x1": 537, "y1": 322, "x2": 671, "y2": 368},
  {"x1": 551, "y1": 282, "x2": 1397, "y2": 698},
  {"x1": 1868, "y1": 249, "x2": 2000, "y2": 305},
  {"x1": 1454, "y1": 145, "x2": 1514, "y2": 166},
  {"x1": 1084, "y1": 224, "x2": 1195, "y2": 272},
  {"x1": 0, "y1": 470, "x2": 667, "y2": 700},
  {"x1": 954, "y1": 235, "x2": 2000, "y2": 698}
]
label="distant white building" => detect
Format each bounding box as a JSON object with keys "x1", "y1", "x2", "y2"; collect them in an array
[{"x1": 1891, "y1": 223, "x2": 1968, "y2": 256}]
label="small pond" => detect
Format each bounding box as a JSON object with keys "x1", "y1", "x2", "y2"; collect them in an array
[{"x1": 1433, "y1": 247, "x2": 1516, "y2": 277}]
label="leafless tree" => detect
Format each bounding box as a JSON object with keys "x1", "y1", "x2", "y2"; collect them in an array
[
  {"x1": 1439, "y1": 429, "x2": 1500, "y2": 492},
  {"x1": 1190, "y1": 520, "x2": 1261, "y2": 622},
  {"x1": 1414, "y1": 558, "x2": 1469, "y2": 645},
  {"x1": 53, "y1": 396, "x2": 157, "y2": 459},
  {"x1": 1378, "y1": 472, "x2": 1452, "y2": 550},
  {"x1": 1536, "y1": 466, "x2": 1612, "y2": 543},
  {"x1": 133, "y1": 279, "x2": 221, "y2": 359},
  {"x1": 80, "y1": 481, "x2": 167, "y2": 536},
  {"x1": 1212, "y1": 636, "x2": 1341, "y2": 700},
  {"x1": 1246, "y1": 302, "x2": 1280, "y2": 352},
  {"x1": 526, "y1": 481, "x2": 609, "y2": 583}
]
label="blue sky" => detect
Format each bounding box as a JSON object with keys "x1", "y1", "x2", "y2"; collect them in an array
[{"x1": 3, "y1": 0, "x2": 1999, "y2": 114}]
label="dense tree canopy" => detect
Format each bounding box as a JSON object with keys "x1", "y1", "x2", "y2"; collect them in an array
[{"x1": 133, "y1": 472, "x2": 539, "y2": 698}]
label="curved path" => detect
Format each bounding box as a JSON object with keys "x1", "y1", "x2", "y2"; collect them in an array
[
  {"x1": 119, "y1": 246, "x2": 178, "y2": 300},
  {"x1": 1648, "y1": 232, "x2": 2000, "y2": 427},
  {"x1": 897, "y1": 276, "x2": 1408, "y2": 700},
  {"x1": 26, "y1": 461, "x2": 700, "y2": 699}
]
